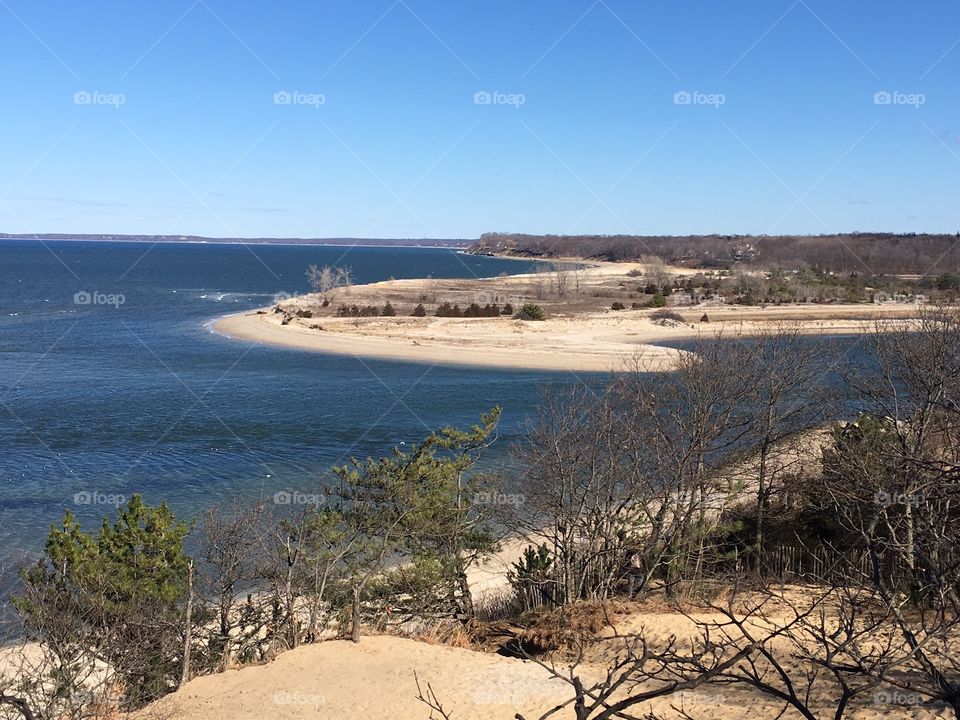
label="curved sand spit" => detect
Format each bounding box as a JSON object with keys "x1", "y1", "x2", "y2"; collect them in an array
[
  {"x1": 211, "y1": 262, "x2": 922, "y2": 372},
  {"x1": 212, "y1": 302, "x2": 919, "y2": 373}
]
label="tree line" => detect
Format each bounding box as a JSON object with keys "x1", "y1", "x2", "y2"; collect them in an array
[{"x1": 473, "y1": 231, "x2": 960, "y2": 275}]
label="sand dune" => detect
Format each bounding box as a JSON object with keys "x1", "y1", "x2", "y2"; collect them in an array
[
  {"x1": 146, "y1": 604, "x2": 948, "y2": 720},
  {"x1": 146, "y1": 635, "x2": 574, "y2": 720}
]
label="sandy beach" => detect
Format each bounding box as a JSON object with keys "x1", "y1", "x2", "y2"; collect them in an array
[{"x1": 212, "y1": 261, "x2": 922, "y2": 372}]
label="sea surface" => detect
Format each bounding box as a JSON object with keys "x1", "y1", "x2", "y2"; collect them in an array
[{"x1": 0, "y1": 240, "x2": 595, "y2": 581}]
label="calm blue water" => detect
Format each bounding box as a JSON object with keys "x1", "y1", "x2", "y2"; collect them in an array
[{"x1": 0, "y1": 240, "x2": 593, "y2": 572}]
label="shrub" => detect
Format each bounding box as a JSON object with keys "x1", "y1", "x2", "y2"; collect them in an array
[
  {"x1": 436, "y1": 302, "x2": 464, "y2": 317},
  {"x1": 16, "y1": 496, "x2": 193, "y2": 708},
  {"x1": 381, "y1": 302, "x2": 397, "y2": 317},
  {"x1": 463, "y1": 303, "x2": 501, "y2": 318},
  {"x1": 644, "y1": 283, "x2": 658, "y2": 294},
  {"x1": 651, "y1": 309, "x2": 684, "y2": 322},
  {"x1": 626, "y1": 268, "x2": 643, "y2": 277},
  {"x1": 611, "y1": 302, "x2": 626, "y2": 311},
  {"x1": 411, "y1": 303, "x2": 427, "y2": 317},
  {"x1": 502, "y1": 303, "x2": 513, "y2": 316},
  {"x1": 650, "y1": 293, "x2": 667, "y2": 308},
  {"x1": 700, "y1": 313, "x2": 710, "y2": 323},
  {"x1": 514, "y1": 303, "x2": 546, "y2": 321}
]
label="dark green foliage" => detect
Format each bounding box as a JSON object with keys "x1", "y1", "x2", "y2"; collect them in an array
[
  {"x1": 327, "y1": 409, "x2": 502, "y2": 630},
  {"x1": 649, "y1": 293, "x2": 666, "y2": 308},
  {"x1": 336, "y1": 304, "x2": 380, "y2": 317},
  {"x1": 513, "y1": 304, "x2": 546, "y2": 321},
  {"x1": 463, "y1": 303, "x2": 501, "y2": 318},
  {"x1": 411, "y1": 303, "x2": 427, "y2": 317},
  {"x1": 16, "y1": 495, "x2": 193, "y2": 709},
  {"x1": 936, "y1": 272, "x2": 960, "y2": 291},
  {"x1": 435, "y1": 302, "x2": 463, "y2": 317}
]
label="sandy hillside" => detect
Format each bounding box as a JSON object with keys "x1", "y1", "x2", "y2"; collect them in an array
[
  {"x1": 145, "y1": 604, "x2": 949, "y2": 720},
  {"x1": 145, "y1": 635, "x2": 574, "y2": 720}
]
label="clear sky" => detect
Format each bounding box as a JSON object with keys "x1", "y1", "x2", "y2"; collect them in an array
[{"x1": 0, "y1": 0, "x2": 958, "y2": 239}]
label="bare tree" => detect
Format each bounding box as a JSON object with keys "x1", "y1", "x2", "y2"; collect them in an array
[
  {"x1": 512, "y1": 580, "x2": 933, "y2": 720},
  {"x1": 736, "y1": 325, "x2": 836, "y2": 566},
  {"x1": 198, "y1": 500, "x2": 267, "y2": 670},
  {"x1": 811, "y1": 306, "x2": 960, "y2": 714},
  {"x1": 306, "y1": 264, "x2": 353, "y2": 298},
  {"x1": 509, "y1": 336, "x2": 757, "y2": 609}
]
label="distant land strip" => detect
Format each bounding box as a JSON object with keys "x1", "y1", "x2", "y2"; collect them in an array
[{"x1": 0, "y1": 233, "x2": 470, "y2": 247}]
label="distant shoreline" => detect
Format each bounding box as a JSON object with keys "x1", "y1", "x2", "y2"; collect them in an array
[{"x1": 0, "y1": 235, "x2": 470, "y2": 249}]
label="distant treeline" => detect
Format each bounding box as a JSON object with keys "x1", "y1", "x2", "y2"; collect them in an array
[{"x1": 471, "y1": 232, "x2": 960, "y2": 275}]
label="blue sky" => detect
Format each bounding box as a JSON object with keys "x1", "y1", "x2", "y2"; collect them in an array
[{"x1": 0, "y1": 0, "x2": 958, "y2": 238}]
